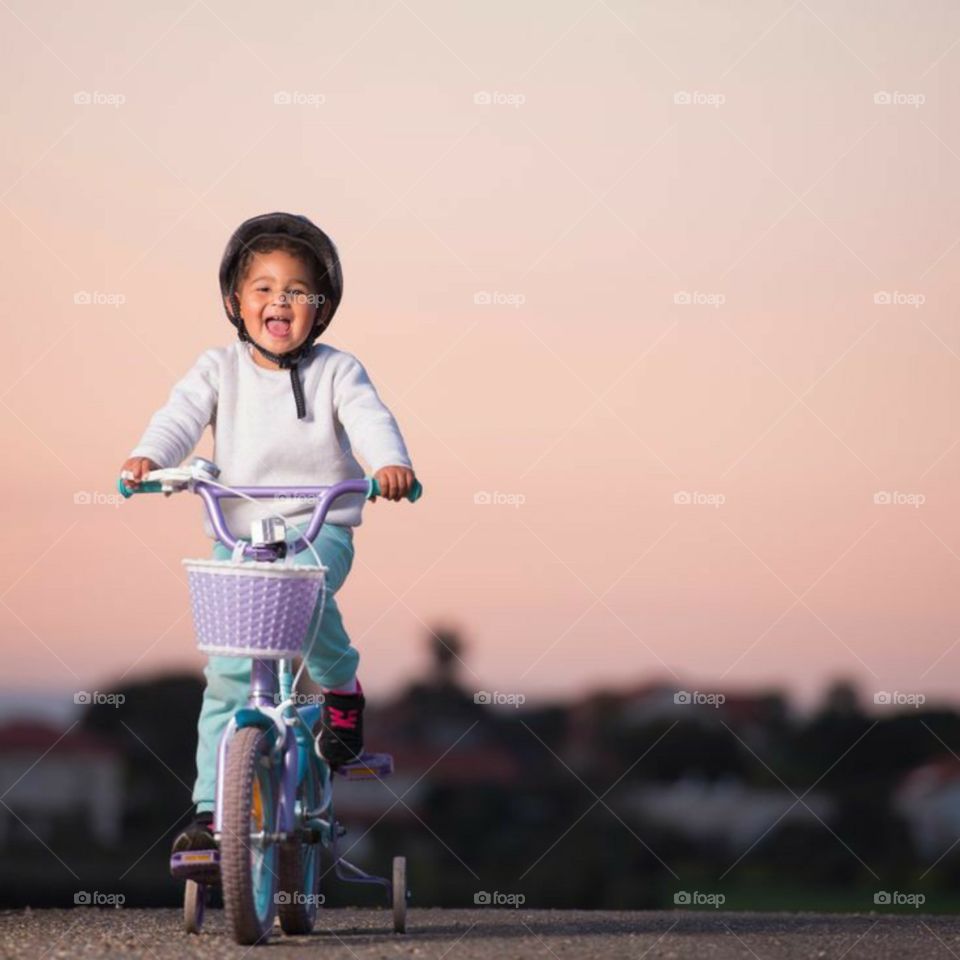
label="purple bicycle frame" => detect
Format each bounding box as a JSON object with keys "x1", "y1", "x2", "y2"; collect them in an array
[{"x1": 196, "y1": 477, "x2": 372, "y2": 838}]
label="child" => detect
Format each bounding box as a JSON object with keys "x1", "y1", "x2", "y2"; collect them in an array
[{"x1": 119, "y1": 212, "x2": 416, "y2": 854}]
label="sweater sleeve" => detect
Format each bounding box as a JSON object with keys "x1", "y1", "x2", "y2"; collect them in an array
[
  {"x1": 333, "y1": 354, "x2": 412, "y2": 473},
  {"x1": 129, "y1": 350, "x2": 220, "y2": 467}
]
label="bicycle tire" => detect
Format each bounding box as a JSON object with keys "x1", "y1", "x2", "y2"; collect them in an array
[
  {"x1": 393, "y1": 856, "x2": 407, "y2": 933},
  {"x1": 220, "y1": 726, "x2": 280, "y2": 945},
  {"x1": 183, "y1": 880, "x2": 205, "y2": 934},
  {"x1": 278, "y1": 756, "x2": 322, "y2": 934}
]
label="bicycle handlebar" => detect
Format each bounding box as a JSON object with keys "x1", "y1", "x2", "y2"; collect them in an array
[{"x1": 117, "y1": 463, "x2": 422, "y2": 559}]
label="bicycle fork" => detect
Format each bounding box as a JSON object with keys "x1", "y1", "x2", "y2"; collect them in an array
[{"x1": 213, "y1": 658, "x2": 298, "y2": 843}]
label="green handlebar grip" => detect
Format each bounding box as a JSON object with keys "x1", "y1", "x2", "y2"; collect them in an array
[
  {"x1": 117, "y1": 477, "x2": 164, "y2": 498},
  {"x1": 367, "y1": 476, "x2": 423, "y2": 502}
]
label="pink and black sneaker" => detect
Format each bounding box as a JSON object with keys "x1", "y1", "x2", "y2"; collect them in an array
[
  {"x1": 171, "y1": 811, "x2": 216, "y2": 856},
  {"x1": 316, "y1": 680, "x2": 365, "y2": 769}
]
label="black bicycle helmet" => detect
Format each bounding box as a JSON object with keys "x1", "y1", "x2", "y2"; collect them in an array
[{"x1": 219, "y1": 212, "x2": 343, "y2": 419}]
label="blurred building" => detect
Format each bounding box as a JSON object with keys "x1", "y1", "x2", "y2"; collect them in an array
[
  {"x1": 617, "y1": 775, "x2": 835, "y2": 851},
  {"x1": 565, "y1": 681, "x2": 790, "y2": 773},
  {"x1": 0, "y1": 722, "x2": 122, "y2": 847},
  {"x1": 894, "y1": 756, "x2": 960, "y2": 860}
]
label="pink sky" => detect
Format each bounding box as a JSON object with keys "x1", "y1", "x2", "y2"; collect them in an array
[{"x1": 0, "y1": 2, "x2": 958, "y2": 710}]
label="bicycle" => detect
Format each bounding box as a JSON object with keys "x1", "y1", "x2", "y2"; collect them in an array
[{"x1": 118, "y1": 456, "x2": 422, "y2": 944}]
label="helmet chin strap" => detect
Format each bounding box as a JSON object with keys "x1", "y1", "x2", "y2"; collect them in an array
[{"x1": 230, "y1": 294, "x2": 314, "y2": 419}]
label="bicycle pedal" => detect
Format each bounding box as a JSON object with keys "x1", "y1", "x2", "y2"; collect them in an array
[
  {"x1": 335, "y1": 751, "x2": 394, "y2": 780},
  {"x1": 170, "y1": 849, "x2": 221, "y2": 884}
]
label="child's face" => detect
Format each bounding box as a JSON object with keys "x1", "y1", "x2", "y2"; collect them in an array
[{"x1": 230, "y1": 249, "x2": 319, "y2": 362}]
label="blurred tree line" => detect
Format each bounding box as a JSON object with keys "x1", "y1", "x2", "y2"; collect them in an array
[{"x1": 3, "y1": 631, "x2": 959, "y2": 910}]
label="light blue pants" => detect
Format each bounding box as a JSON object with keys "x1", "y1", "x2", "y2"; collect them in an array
[{"x1": 192, "y1": 522, "x2": 358, "y2": 812}]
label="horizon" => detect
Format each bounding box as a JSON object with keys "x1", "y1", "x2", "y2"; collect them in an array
[{"x1": 0, "y1": 669, "x2": 944, "y2": 729}]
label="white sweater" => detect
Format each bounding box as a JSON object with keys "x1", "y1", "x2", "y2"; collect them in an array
[{"x1": 130, "y1": 341, "x2": 413, "y2": 537}]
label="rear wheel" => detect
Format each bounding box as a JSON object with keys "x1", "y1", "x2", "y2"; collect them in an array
[
  {"x1": 278, "y1": 757, "x2": 322, "y2": 934},
  {"x1": 220, "y1": 726, "x2": 280, "y2": 945}
]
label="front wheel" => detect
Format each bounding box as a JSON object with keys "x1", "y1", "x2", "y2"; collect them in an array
[
  {"x1": 278, "y1": 756, "x2": 322, "y2": 934},
  {"x1": 220, "y1": 726, "x2": 280, "y2": 945}
]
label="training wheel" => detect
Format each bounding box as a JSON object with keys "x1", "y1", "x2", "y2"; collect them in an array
[
  {"x1": 184, "y1": 880, "x2": 206, "y2": 934},
  {"x1": 392, "y1": 856, "x2": 407, "y2": 933}
]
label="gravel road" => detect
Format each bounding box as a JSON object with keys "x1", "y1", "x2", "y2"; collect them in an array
[
  {"x1": 2, "y1": 908, "x2": 959, "y2": 958},
  {"x1": 0, "y1": 907, "x2": 960, "y2": 960}
]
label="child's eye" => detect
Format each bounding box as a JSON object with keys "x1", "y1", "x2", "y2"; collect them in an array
[{"x1": 256, "y1": 286, "x2": 270, "y2": 292}]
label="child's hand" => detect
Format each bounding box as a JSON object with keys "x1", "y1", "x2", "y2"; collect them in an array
[
  {"x1": 120, "y1": 456, "x2": 160, "y2": 489},
  {"x1": 372, "y1": 465, "x2": 416, "y2": 502}
]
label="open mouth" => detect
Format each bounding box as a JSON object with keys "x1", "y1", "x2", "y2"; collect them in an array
[{"x1": 265, "y1": 318, "x2": 292, "y2": 339}]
